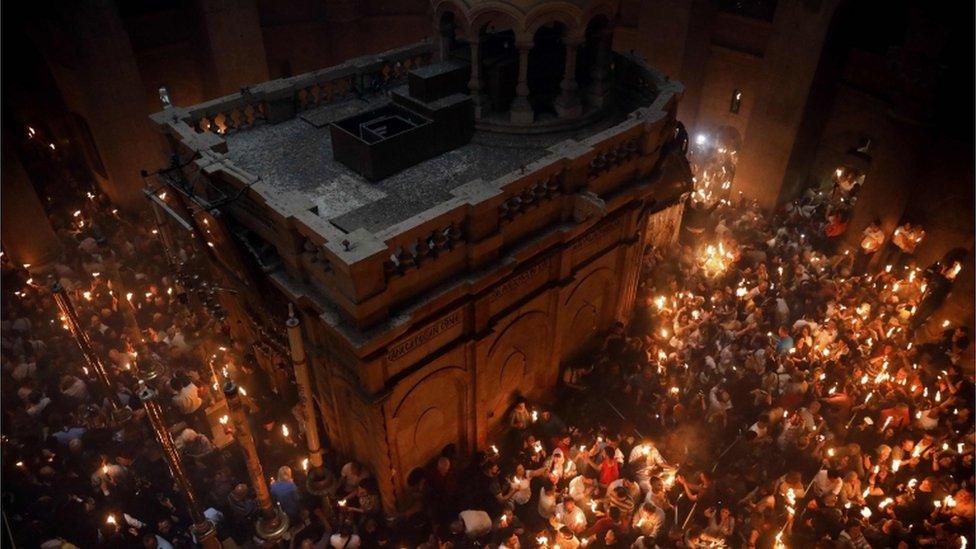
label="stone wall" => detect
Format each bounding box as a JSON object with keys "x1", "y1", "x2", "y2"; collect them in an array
[{"x1": 315, "y1": 190, "x2": 686, "y2": 513}]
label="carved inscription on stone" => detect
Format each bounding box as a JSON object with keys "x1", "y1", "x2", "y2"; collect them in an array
[
  {"x1": 571, "y1": 217, "x2": 623, "y2": 261},
  {"x1": 489, "y1": 254, "x2": 555, "y2": 303},
  {"x1": 387, "y1": 309, "x2": 462, "y2": 362}
]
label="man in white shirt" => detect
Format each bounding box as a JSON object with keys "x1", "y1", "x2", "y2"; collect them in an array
[
  {"x1": 856, "y1": 220, "x2": 884, "y2": 273},
  {"x1": 551, "y1": 497, "x2": 587, "y2": 534},
  {"x1": 329, "y1": 524, "x2": 361, "y2": 549},
  {"x1": 811, "y1": 469, "x2": 843, "y2": 501},
  {"x1": 170, "y1": 379, "x2": 202, "y2": 415},
  {"x1": 632, "y1": 501, "x2": 666, "y2": 540},
  {"x1": 458, "y1": 509, "x2": 492, "y2": 539},
  {"x1": 568, "y1": 472, "x2": 598, "y2": 504}
]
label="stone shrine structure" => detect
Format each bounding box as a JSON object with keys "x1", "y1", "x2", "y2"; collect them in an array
[{"x1": 150, "y1": 0, "x2": 692, "y2": 512}]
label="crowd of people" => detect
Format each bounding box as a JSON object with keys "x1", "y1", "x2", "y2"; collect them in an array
[
  {"x1": 1, "y1": 193, "x2": 321, "y2": 548},
  {"x1": 2, "y1": 165, "x2": 973, "y2": 548},
  {"x1": 389, "y1": 186, "x2": 972, "y2": 549}
]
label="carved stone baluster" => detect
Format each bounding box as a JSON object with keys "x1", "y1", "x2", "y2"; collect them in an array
[
  {"x1": 414, "y1": 237, "x2": 430, "y2": 265},
  {"x1": 397, "y1": 248, "x2": 416, "y2": 269},
  {"x1": 431, "y1": 229, "x2": 448, "y2": 253},
  {"x1": 534, "y1": 181, "x2": 548, "y2": 202},
  {"x1": 546, "y1": 176, "x2": 561, "y2": 196},
  {"x1": 446, "y1": 224, "x2": 462, "y2": 247}
]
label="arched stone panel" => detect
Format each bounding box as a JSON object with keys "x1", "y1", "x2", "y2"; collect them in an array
[
  {"x1": 481, "y1": 310, "x2": 551, "y2": 430},
  {"x1": 432, "y1": 0, "x2": 472, "y2": 38},
  {"x1": 468, "y1": 4, "x2": 523, "y2": 37},
  {"x1": 560, "y1": 266, "x2": 616, "y2": 360},
  {"x1": 524, "y1": 3, "x2": 583, "y2": 38},
  {"x1": 581, "y1": 3, "x2": 617, "y2": 29},
  {"x1": 342, "y1": 387, "x2": 375, "y2": 463},
  {"x1": 390, "y1": 366, "x2": 467, "y2": 484}
]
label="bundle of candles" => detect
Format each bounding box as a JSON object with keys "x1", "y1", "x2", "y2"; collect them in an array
[{"x1": 699, "y1": 241, "x2": 736, "y2": 277}]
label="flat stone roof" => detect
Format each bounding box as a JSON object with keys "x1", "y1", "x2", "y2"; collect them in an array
[{"x1": 224, "y1": 93, "x2": 628, "y2": 234}]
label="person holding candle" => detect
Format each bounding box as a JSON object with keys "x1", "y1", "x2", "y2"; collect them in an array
[
  {"x1": 889, "y1": 221, "x2": 925, "y2": 269},
  {"x1": 855, "y1": 219, "x2": 886, "y2": 274},
  {"x1": 270, "y1": 465, "x2": 301, "y2": 522}
]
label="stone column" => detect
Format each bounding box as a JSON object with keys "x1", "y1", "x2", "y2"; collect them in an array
[
  {"x1": 555, "y1": 37, "x2": 583, "y2": 118},
  {"x1": 51, "y1": 282, "x2": 129, "y2": 417},
  {"x1": 286, "y1": 307, "x2": 324, "y2": 468},
  {"x1": 223, "y1": 381, "x2": 290, "y2": 543},
  {"x1": 468, "y1": 36, "x2": 488, "y2": 119},
  {"x1": 195, "y1": 0, "x2": 270, "y2": 98},
  {"x1": 139, "y1": 386, "x2": 221, "y2": 548},
  {"x1": 586, "y1": 29, "x2": 612, "y2": 108},
  {"x1": 0, "y1": 147, "x2": 61, "y2": 270},
  {"x1": 510, "y1": 40, "x2": 534, "y2": 125},
  {"x1": 437, "y1": 20, "x2": 456, "y2": 62}
]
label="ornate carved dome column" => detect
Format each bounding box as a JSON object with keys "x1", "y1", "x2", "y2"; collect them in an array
[
  {"x1": 586, "y1": 26, "x2": 613, "y2": 108},
  {"x1": 436, "y1": 17, "x2": 457, "y2": 62},
  {"x1": 510, "y1": 38, "x2": 535, "y2": 125},
  {"x1": 467, "y1": 34, "x2": 488, "y2": 119},
  {"x1": 555, "y1": 35, "x2": 584, "y2": 118}
]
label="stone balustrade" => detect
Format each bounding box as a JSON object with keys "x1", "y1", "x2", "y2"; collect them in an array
[
  {"x1": 180, "y1": 41, "x2": 434, "y2": 133},
  {"x1": 152, "y1": 44, "x2": 685, "y2": 331}
]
